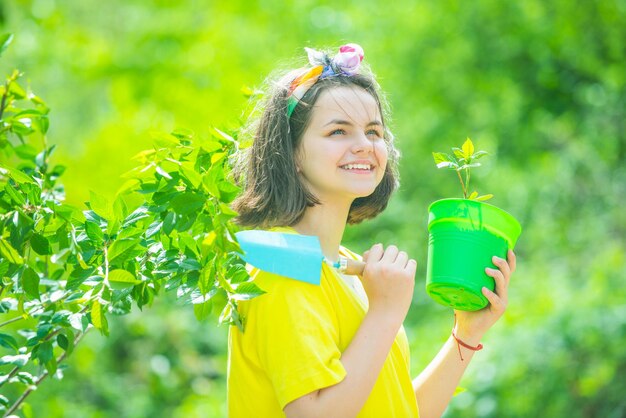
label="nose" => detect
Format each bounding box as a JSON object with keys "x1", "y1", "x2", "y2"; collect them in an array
[{"x1": 351, "y1": 132, "x2": 373, "y2": 154}]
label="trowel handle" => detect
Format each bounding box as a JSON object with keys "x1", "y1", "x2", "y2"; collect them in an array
[{"x1": 344, "y1": 258, "x2": 366, "y2": 276}]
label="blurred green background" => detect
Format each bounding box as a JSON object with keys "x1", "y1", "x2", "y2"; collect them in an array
[{"x1": 1, "y1": 0, "x2": 625, "y2": 417}]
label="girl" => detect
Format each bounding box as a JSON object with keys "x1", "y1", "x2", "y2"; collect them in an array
[{"x1": 228, "y1": 43, "x2": 515, "y2": 418}]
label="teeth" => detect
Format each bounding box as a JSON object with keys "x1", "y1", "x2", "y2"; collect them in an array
[{"x1": 342, "y1": 164, "x2": 372, "y2": 170}]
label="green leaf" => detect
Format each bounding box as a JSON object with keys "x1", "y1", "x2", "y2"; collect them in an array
[
  {"x1": 452, "y1": 147, "x2": 465, "y2": 160},
  {"x1": 432, "y1": 152, "x2": 457, "y2": 169},
  {"x1": 472, "y1": 150, "x2": 489, "y2": 160},
  {"x1": 437, "y1": 161, "x2": 458, "y2": 169},
  {"x1": 108, "y1": 269, "x2": 140, "y2": 290},
  {"x1": 193, "y1": 300, "x2": 213, "y2": 321},
  {"x1": 57, "y1": 329, "x2": 74, "y2": 355},
  {"x1": 69, "y1": 313, "x2": 89, "y2": 332},
  {"x1": 458, "y1": 163, "x2": 481, "y2": 170},
  {"x1": 34, "y1": 340, "x2": 53, "y2": 364},
  {"x1": 0, "y1": 333, "x2": 19, "y2": 352},
  {"x1": 0, "y1": 353, "x2": 30, "y2": 367},
  {"x1": 85, "y1": 220, "x2": 104, "y2": 242},
  {"x1": 57, "y1": 334, "x2": 69, "y2": 350},
  {"x1": 462, "y1": 138, "x2": 474, "y2": 159},
  {"x1": 0, "y1": 33, "x2": 14, "y2": 57},
  {"x1": 468, "y1": 191, "x2": 478, "y2": 200},
  {"x1": 89, "y1": 191, "x2": 114, "y2": 221},
  {"x1": 231, "y1": 282, "x2": 266, "y2": 301},
  {"x1": 91, "y1": 300, "x2": 109, "y2": 335},
  {"x1": 0, "y1": 260, "x2": 9, "y2": 278},
  {"x1": 107, "y1": 238, "x2": 140, "y2": 263},
  {"x1": 180, "y1": 162, "x2": 202, "y2": 188},
  {"x1": 214, "y1": 127, "x2": 235, "y2": 144},
  {"x1": 155, "y1": 165, "x2": 172, "y2": 180},
  {"x1": 22, "y1": 267, "x2": 41, "y2": 299},
  {"x1": 0, "y1": 238, "x2": 24, "y2": 264},
  {"x1": 162, "y1": 211, "x2": 176, "y2": 235},
  {"x1": 170, "y1": 192, "x2": 205, "y2": 214},
  {"x1": 113, "y1": 195, "x2": 128, "y2": 221},
  {"x1": 30, "y1": 233, "x2": 52, "y2": 255},
  {"x1": 2, "y1": 164, "x2": 35, "y2": 184},
  {"x1": 15, "y1": 372, "x2": 35, "y2": 386},
  {"x1": 13, "y1": 143, "x2": 37, "y2": 160},
  {"x1": 4, "y1": 182, "x2": 26, "y2": 205},
  {"x1": 475, "y1": 194, "x2": 494, "y2": 201}
]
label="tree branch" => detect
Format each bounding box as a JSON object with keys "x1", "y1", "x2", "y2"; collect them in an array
[{"x1": 2, "y1": 330, "x2": 88, "y2": 418}]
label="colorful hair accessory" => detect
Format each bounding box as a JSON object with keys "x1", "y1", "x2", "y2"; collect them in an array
[{"x1": 287, "y1": 43, "x2": 365, "y2": 117}]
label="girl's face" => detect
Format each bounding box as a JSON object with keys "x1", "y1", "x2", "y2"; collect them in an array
[{"x1": 296, "y1": 86, "x2": 388, "y2": 204}]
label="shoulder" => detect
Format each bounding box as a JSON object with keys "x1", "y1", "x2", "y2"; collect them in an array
[{"x1": 244, "y1": 266, "x2": 335, "y2": 309}]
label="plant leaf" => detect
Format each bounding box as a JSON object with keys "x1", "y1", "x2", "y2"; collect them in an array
[
  {"x1": 22, "y1": 267, "x2": 41, "y2": 299},
  {"x1": 476, "y1": 194, "x2": 494, "y2": 201},
  {"x1": 0, "y1": 238, "x2": 24, "y2": 264},
  {"x1": 432, "y1": 152, "x2": 450, "y2": 165},
  {"x1": 468, "y1": 191, "x2": 478, "y2": 200},
  {"x1": 193, "y1": 300, "x2": 213, "y2": 321},
  {"x1": 108, "y1": 269, "x2": 140, "y2": 290},
  {"x1": 30, "y1": 233, "x2": 52, "y2": 255},
  {"x1": 0, "y1": 333, "x2": 19, "y2": 352},
  {"x1": 231, "y1": 282, "x2": 266, "y2": 301},
  {"x1": 89, "y1": 191, "x2": 114, "y2": 221},
  {"x1": 462, "y1": 138, "x2": 474, "y2": 159},
  {"x1": 91, "y1": 300, "x2": 109, "y2": 335},
  {"x1": 107, "y1": 238, "x2": 140, "y2": 263}
]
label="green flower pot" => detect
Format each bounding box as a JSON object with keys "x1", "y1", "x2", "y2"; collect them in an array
[{"x1": 426, "y1": 198, "x2": 522, "y2": 311}]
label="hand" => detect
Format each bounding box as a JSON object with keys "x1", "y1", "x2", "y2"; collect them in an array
[
  {"x1": 360, "y1": 244, "x2": 417, "y2": 322},
  {"x1": 453, "y1": 250, "x2": 517, "y2": 344}
]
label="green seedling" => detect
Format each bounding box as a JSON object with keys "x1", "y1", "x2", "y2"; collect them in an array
[{"x1": 432, "y1": 138, "x2": 493, "y2": 201}]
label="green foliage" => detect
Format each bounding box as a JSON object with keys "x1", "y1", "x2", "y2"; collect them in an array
[
  {"x1": 0, "y1": 36, "x2": 261, "y2": 416},
  {"x1": 432, "y1": 138, "x2": 492, "y2": 201}
]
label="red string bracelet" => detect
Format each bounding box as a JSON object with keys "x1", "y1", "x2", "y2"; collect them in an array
[{"x1": 452, "y1": 314, "x2": 483, "y2": 361}]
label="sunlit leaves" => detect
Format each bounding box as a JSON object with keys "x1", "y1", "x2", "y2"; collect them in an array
[{"x1": 0, "y1": 50, "x2": 254, "y2": 414}]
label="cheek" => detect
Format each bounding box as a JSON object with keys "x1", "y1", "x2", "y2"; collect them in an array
[{"x1": 375, "y1": 142, "x2": 389, "y2": 169}]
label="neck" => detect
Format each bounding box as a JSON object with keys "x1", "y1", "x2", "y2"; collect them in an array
[{"x1": 292, "y1": 198, "x2": 352, "y2": 263}]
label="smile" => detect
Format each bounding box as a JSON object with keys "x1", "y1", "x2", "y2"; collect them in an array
[{"x1": 339, "y1": 163, "x2": 374, "y2": 171}]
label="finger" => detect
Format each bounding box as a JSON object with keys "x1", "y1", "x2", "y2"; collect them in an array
[
  {"x1": 380, "y1": 245, "x2": 399, "y2": 263},
  {"x1": 362, "y1": 250, "x2": 370, "y2": 262},
  {"x1": 492, "y1": 256, "x2": 511, "y2": 284},
  {"x1": 507, "y1": 250, "x2": 517, "y2": 274},
  {"x1": 395, "y1": 251, "x2": 409, "y2": 268},
  {"x1": 367, "y1": 243, "x2": 384, "y2": 263},
  {"x1": 482, "y1": 286, "x2": 506, "y2": 313},
  {"x1": 407, "y1": 259, "x2": 418, "y2": 276},
  {"x1": 486, "y1": 267, "x2": 508, "y2": 304}
]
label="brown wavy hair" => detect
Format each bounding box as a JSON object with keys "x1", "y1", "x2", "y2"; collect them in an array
[{"x1": 232, "y1": 59, "x2": 400, "y2": 228}]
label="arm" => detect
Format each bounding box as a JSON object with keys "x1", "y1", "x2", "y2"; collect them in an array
[
  {"x1": 284, "y1": 244, "x2": 416, "y2": 418},
  {"x1": 413, "y1": 250, "x2": 517, "y2": 418}
]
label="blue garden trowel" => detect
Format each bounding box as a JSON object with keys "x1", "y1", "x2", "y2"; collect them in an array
[{"x1": 234, "y1": 230, "x2": 365, "y2": 285}]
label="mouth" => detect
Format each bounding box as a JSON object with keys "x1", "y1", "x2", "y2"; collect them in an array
[{"x1": 339, "y1": 163, "x2": 375, "y2": 171}]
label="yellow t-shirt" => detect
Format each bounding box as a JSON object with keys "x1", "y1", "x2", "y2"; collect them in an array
[{"x1": 227, "y1": 229, "x2": 419, "y2": 417}]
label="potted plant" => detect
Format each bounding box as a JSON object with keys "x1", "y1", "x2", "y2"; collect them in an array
[{"x1": 426, "y1": 138, "x2": 522, "y2": 311}]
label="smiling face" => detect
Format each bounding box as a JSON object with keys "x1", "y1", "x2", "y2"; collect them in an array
[{"x1": 296, "y1": 86, "x2": 389, "y2": 205}]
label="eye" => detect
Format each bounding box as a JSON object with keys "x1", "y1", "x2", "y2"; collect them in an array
[
  {"x1": 329, "y1": 128, "x2": 347, "y2": 136},
  {"x1": 367, "y1": 129, "x2": 383, "y2": 138}
]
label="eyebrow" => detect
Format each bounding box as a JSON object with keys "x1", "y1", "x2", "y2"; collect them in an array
[{"x1": 323, "y1": 119, "x2": 383, "y2": 128}]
